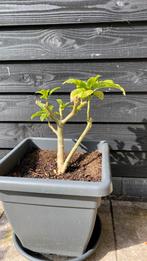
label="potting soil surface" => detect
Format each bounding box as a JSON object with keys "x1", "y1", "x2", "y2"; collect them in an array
[{"x1": 11, "y1": 149, "x2": 102, "y2": 182}]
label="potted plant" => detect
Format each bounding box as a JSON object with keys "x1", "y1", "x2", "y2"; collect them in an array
[{"x1": 0, "y1": 75, "x2": 125, "y2": 259}]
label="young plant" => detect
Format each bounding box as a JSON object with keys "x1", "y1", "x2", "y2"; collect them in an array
[{"x1": 31, "y1": 75, "x2": 126, "y2": 175}]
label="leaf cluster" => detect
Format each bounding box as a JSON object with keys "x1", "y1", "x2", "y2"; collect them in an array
[
  {"x1": 64, "y1": 74, "x2": 125, "y2": 102},
  {"x1": 31, "y1": 75, "x2": 126, "y2": 123},
  {"x1": 31, "y1": 87, "x2": 72, "y2": 122}
]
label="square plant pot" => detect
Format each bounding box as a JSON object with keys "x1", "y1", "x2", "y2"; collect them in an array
[{"x1": 0, "y1": 138, "x2": 112, "y2": 257}]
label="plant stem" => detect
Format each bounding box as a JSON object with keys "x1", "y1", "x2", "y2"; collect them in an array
[
  {"x1": 61, "y1": 99, "x2": 78, "y2": 125},
  {"x1": 60, "y1": 118, "x2": 92, "y2": 174},
  {"x1": 59, "y1": 108, "x2": 63, "y2": 120},
  {"x1": 45, "y1": 101, "x2": 58, "y2": 124},
  {"x1": 49, "y1": 111, "x2": 59, "y2": 124},
  {"x1": 48, "y1": 122, "x2": 57, "y2": 135},
  {"x1": 57, "y1": 124, "x2": 64, "y2": 174},
  {"x1": 87, "y1": 98, "x2": 91, "y2": 121}
]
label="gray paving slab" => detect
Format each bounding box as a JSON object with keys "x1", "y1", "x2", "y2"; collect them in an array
[
  {"x1": 112, "y1": 200, "x2": 147, "y2": 261},
  {"x1": 0, "y1": 212, "x2": 22, "y2": 261}
]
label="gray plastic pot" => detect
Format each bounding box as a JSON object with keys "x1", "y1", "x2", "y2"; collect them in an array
[
  {"x1": 13, "y1": 214, "x2": 102, "y2": 261},
  {"x1": 0, "y1": 138, "x2": 112, "y2": 257}
]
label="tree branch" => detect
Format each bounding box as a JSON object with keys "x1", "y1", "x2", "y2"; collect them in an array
[
  {"x1": 60, "y1": 118, "x2": 92, "y2": 174},
  {"x1": 48, "y1": 111, "x2": 59, "y2": 124},
  {"x1": 61, "y1": 100, "x2": 78, "y2": 125},
  {"x1": 48, "y1": 122, "x2": 57, "y2": 135}
]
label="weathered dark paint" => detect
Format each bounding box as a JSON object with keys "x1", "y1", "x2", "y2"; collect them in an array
[
  {"x1": 0, "y1": 25, "x2": 146, "y2": 60},
  {"x1": 0, "y1": 0, "x2": 147, "y2": 25}
]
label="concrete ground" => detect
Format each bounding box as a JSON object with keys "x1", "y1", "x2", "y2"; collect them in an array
[{"x1": 0, "y1": 199, "x2": 147, "y2": 261}]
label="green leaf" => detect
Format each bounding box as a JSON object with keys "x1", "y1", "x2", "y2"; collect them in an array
[
  {"x1": 63, "y1": 78, "x2": 87, "y2": 89},
  {"x1": 94, "y1": 91, "x2": 104, "y2": 100},
  {"x1": 36, "y1": 100, "x2": 45, "y2": 109},
  {"x1": 80, "y1": 90, "x2": 93, "y2": 99},
  {"x1": 40, "y1": 113, "x2": 48, "y2": 122},
  {"x1": 57, "y1": 98, "x2": 72, "y2": 111},
  {"x1": 63, "y1": 102, "x2": 72, "y2": 109},
  {"x1": 70, "y1": 89, "x2": 93, "y2": 100},
  {"x1": 55, "y1": 111, "x2": 60, "y2": 115},
  {"x1": 56, "y1": 98, "x2": 63, "y2": 106},
  {"x1": 70, "y1": 88, "x2": 85, "y2": 101},
  {"x1": 87, "y1": 75, "x2": 101, "y2": 89},
  {"x1": 63, "y1": 79, "x2": 82, "y2": 85},
  {"x1": 56, "y1": 98, "x2": 65, "y2": 110},
  {"x1": 50, "y1": 87, "x2": 61, "y2": 95},
  {"x1": 36, "y1": 89, "x2": 50, "y2": 100},
  {"x1": 76, "y1": 81, "x2": 87, "y2": 89},
  {"x1": 31, "y1": 111, "x2": 42, "y2": 120},
  {"x1": 36, "y1": 87, "x2": 61, "y2": 99},
  {"x1": 97, "y1": 80, "x2": 126, "y2": 95},
  {"x1": 48, "y1": 104, "x2": 54, "y2": 111}
]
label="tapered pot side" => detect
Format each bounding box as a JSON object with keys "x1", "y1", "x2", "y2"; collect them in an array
[{"x1": 0, "y1": 138, "x2": 112, "y2": 257}]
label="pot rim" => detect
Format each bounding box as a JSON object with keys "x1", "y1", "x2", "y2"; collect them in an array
[{"x1": 0, "y1": 138, "x2": 112, "y2": 197}]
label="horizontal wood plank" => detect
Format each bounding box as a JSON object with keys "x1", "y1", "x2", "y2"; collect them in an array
[
  {"x1": 0, "y1": 25, "x2": 147, "y2": 60},
  {"x1": 112, "y1": 177, "x2": 147, "y2": 198},
  {"x1": 0, "y1": 1, "x2": 147, "y2": 25},
  {"x1": 0, "y1": 123, "x2": 146, "y2": 151},
  {"x1": 0, "y1": 94, "x2": 147, "y2": 122},
  {"x1": 0, "y1": 61, "x2": 147, "y2": 93},
  {"x1": 111, "y1": 151, "x2": 147, "y2": 178}
]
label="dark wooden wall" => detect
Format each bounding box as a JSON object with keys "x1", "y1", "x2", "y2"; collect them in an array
[{"x1": 0, "y1": 0, "x2": 147, "y2": 198}]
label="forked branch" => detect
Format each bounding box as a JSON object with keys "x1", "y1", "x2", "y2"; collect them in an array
[{"x1": 31, "y1": 75, "x2": 126, "y2": 174}]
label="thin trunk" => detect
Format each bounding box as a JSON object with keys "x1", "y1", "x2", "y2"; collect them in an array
[
  {"x1": 60, "y1": 119, "x2": 92, "y2": 174},
  {"x1": 57, "y1": 125, "x2": 64, "y2": 174}
]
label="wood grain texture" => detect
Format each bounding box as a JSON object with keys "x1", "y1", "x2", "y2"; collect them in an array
[
  {"x1": 0, "y1": 123, "x2": 146, "y2": 151},
  {"x1": 0, "y1": 25, "x2": 147, "y2": 60},
  {"x1": 112, "y1": 177, "x2": 147, "y2": 198},
  {"x1": 111, "y1": 151, "x2": 147, "y2": 178},
  {"x1": 0, "y1": 94, "x2": 147, "y2": 123},
  {"x1": 0, "y1": 61, "x2": 147, "y2": 93},
  {"x1": 0, "y1": 1, "x2": 147, "y2": 25}
]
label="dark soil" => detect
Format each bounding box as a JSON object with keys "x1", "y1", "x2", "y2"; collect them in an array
[{"x1": 11, "y1": 149, "x2": 102, "y2": 182}]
